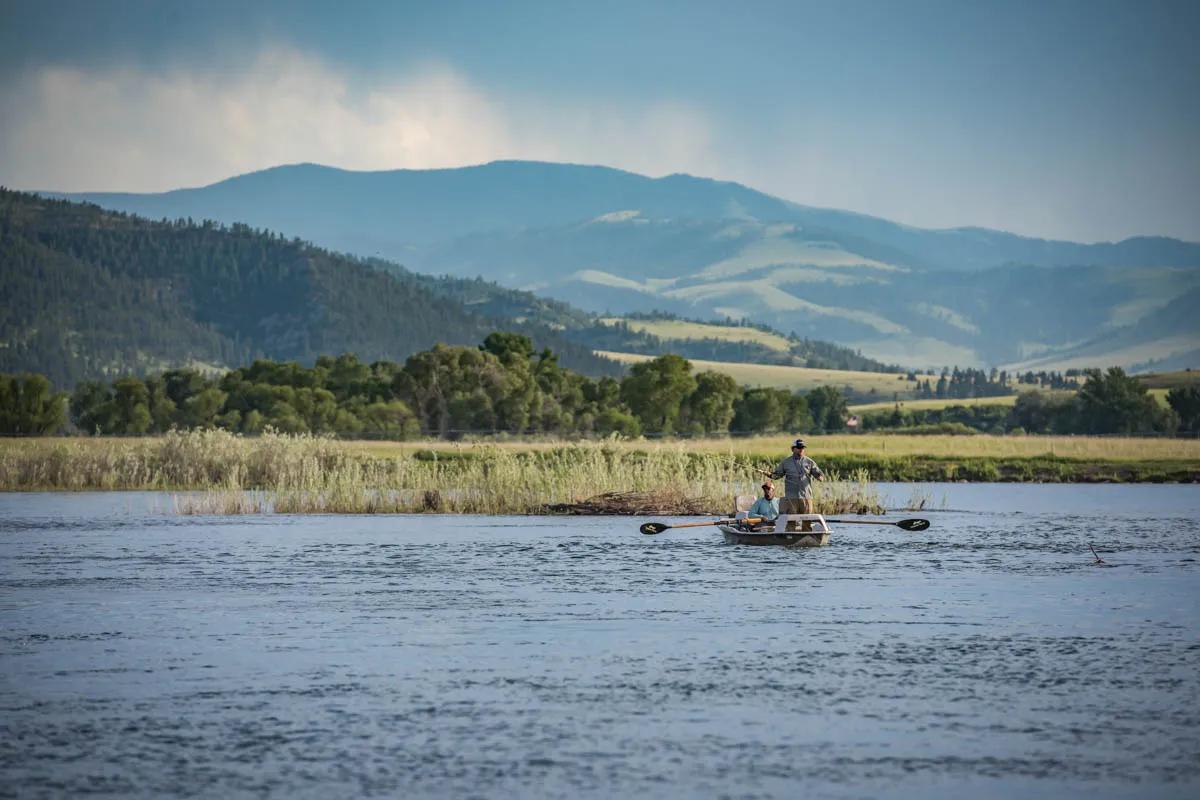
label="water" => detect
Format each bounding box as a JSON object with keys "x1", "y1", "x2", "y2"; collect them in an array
[{"x1": 2, "y1": 484, "x2": 1198, "y2": 799}]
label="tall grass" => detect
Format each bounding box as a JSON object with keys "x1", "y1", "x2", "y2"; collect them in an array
[
  {"x1": 5, "y1": 430, "x2": 1192, "y2": 513},
  {"x1": 0, "y1": 430, "x2": 883, "y2": 515}
]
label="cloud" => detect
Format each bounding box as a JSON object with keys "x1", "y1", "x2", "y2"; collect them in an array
[{"x1": 0, "y1": 47, "x2": 718, "y2": 192}]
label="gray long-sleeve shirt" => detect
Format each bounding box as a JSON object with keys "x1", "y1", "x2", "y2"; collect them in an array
[{"x1": 772, "y1": 455, "x2": 823, "y2": 499}]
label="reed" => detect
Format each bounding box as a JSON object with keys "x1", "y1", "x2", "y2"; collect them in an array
[
  {"x1": 0, "y1": 429, "x2": 883, "y2": 515},
  {"x1": 3, "y1": 431, "x2": 1193, "y2": 514}
]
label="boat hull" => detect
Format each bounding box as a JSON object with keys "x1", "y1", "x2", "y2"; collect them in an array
[{"x1": 719, "y1": 525, "x2": 830, "y2": 547}]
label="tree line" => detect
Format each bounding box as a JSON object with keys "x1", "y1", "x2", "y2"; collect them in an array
[
  {"x1": 0, "y1": 334, "x2": 849, "y2": 438},
  {"x1": 859, "y1": 368, "x2": 1194, "y2": 435},
  {"x1": 3, "y1": 340, "x2": 1195, "y2": 438}
]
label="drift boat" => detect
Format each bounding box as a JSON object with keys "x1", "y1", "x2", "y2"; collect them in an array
[
  {"x1": 637, "y1": 499, "x2": 929, "y2": 543},
  {"x1": 719, "y1": 513, "x2": 832, "y2": 547}
]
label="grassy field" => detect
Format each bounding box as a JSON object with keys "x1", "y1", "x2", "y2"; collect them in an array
[
  {"x1": 849, "y1": 396, "x2": 1022, "y2": 413},
  {"x1": 597, "y1": 350, "x2": 930, "y2": 395},
  {"x1": 600, "y1": 317, "x2": 794, "y2": 352},
  {"x1": 339, "y1": 434, "x2": 1200, "y2": 462},
  {"x1": 1138, "y1": 370, "x2": 1200, "y2": 390}
]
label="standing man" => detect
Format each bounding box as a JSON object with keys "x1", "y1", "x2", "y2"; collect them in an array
[
  {"x1": 772, "y1": 438, "x2": 824, "y2": 531},
  {"x1": 746, "y1": 481, "x2": 779, "y2": 529}
]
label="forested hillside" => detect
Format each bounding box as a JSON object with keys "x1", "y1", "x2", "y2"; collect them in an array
[{"x1": 0, "y1": 189, "x2": 617, "y2": 385}]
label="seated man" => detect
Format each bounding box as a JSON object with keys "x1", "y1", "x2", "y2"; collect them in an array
[{"x1": 745, "y1": 481, "x2": 779, "y2": 530}]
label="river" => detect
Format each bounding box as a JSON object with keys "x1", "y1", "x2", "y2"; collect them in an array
[{"x1": 2, "y1": 484, "x2": 1198, "y2": 798}]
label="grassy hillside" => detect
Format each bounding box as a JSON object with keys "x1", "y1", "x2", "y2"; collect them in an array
[
  {"x1": 598, "y1": 350, "x2": 930, "y2": 397},
  {"x1": 1138, "y1": 370, "x2": 1200, "y2": 389},
  {"x1": 600, "y1": 317, "x2": 794, "y2": 352},
  {"x1": 849, "y1": 395, "x2": 1023, "y2": 413},
  {"x1": 584, "y1": 315, "x2": 895, "y2": 372}
]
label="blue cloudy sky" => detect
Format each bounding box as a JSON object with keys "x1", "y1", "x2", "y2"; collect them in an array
[{"x1": 1, "y1": 0, "x2": 1197, "y2": 242}]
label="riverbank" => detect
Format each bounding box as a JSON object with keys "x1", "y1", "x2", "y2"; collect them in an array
[{"x1": 1, "y1": 433, "x2": 1195, "y2": 515}]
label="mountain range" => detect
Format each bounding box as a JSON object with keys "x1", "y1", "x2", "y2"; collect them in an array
[{"x1": 48, "y1": 161, "x2": 1200, "y2": 371}]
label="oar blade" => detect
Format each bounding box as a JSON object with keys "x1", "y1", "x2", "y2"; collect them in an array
[
  {"x1": 640, "y1": 522, "x2": 669, "y2": 535},
  {"x1": 898, "y1": 518, "x2": 930, "y2": 532}
]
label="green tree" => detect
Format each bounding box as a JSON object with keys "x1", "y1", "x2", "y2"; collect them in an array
[
  {"x1": 783, "y1": 392, "x2": 813, "y2": 432},
  {"x1": 806, "y1": 385, "x2": 849, "y2": 432},
  {"x1": 732, "y1": 387, "x2": 788, "y2": 433},
  {"x1": 357, "y1": 400, "x2": 421, "y2": 438},
  {"x1": 593, "y1": 407, "x2": 642, "y2": 438},
  {"x1": 180, "y1": 387, "x2": 228, "y2": 428},
  {"x1": 1010, "y1": 391, "x2": 1077, "y2": 433},
  {"x1": 144, "y1": 376, "x2": 177, "y2": 431},
  {"x1": 70, "y1": 381, "x2": 114, "y2": 434},
  {"x1": 620, "y1": 354, "x2": 697, "y2": 433},
  {"x1": 1076, "y1": 368, "x2": 1176, "y2": 434},
  {"x1": 316, "y1": 353, "x2": 372, "y2": 401},
  {"x1": 681, "y1": 371, "x2": 739, "y2": 433},
  {"x1": 162, "y1": 369, "x2": 209, "y2": 407},
  {"x1": 242, "y1": 409, "x2": 266, "y2": 433},
  {"x1": 481, "y1": 332, "x2": 535, "y2": 363},
  {"x1": 111, "y1": 378, "x2": 152, "y2": 434},
  {"x1": 397, "y1": 345, "x2": 522, "y2": 435},
  {"x1": 1167, "y1": 386, "x2": 1200, "y2": 432},
  {"x1": 0, "y1": 373, "x2": 67, "y2": 434}
]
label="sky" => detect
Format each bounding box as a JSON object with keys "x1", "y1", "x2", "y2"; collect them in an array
[{"x1": 1, "y1": 0, "x2": 1197, "y2": 243}]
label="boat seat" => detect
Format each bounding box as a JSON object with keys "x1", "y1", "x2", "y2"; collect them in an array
[{"x1": 734, "y1": 494, "x2": 755, "y2": 519}]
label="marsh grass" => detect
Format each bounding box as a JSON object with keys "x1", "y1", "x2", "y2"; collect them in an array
[
  {"x1": 0, "y1": 429, "x2": 883, "y2": 515},
  {"x1": 4, "y1": 430, "x2": 1193, "y2": 514},
  {"x1": 185, "y1": 440, "x2": 883, "y2": 516}
]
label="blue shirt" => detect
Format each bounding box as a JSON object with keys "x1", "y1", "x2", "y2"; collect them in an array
[{"x1": 748, "y1": 497, "x2": 779, "y2": 520}]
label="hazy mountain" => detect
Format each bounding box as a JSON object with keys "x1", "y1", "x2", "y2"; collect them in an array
[
  {"x1": 49, "y1": 160, "x2": 1200, "y2": 369},
  {"x1": 57, "y1": 161, "x2": 1200, "y2": 271}
]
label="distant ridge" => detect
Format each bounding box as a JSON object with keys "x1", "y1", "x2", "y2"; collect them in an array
[
  {"x1": 50, "y1": 160, "x2": 1200, "y2": 269},
  {"x1": 44, "y1": 160, "x2": 1200, "y2": 370}
]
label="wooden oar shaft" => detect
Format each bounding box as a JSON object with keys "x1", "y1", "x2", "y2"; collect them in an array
[
  {"x1": 666, "y1": 516, "x2": 765, "y2": 530},
  {"x1": 824, "y1": 518, "x2": 907, "y2": 526}
]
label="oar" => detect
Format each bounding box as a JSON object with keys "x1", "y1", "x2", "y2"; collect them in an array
[
  {"x1": 640, "y1": 517, "x2": 767, "y2": 535},
  {"x1": 823, "y1": 517, "x2": 930, "y2": 531}
]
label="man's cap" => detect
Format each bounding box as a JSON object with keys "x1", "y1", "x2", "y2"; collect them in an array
[
  {"x1": 792, "y1": 439, "x2": 806, "y2": 449},
  {"x1": 761, "y1": 481, "x2": 774, "y2": 489}
]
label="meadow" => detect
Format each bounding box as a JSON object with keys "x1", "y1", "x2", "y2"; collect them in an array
[
  {"x1": 599, "y1": 317, "x2": 795, "y2": 352},
  {"x1": 848, "y1": 395, "x2": 1022, "y2": 413},
  {"x1": 597, "y1": 350, "x2": 929, "y2": 395},
  {"x1": 1139, "y1": 370, "x2": 1200, "y2": 389}
]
